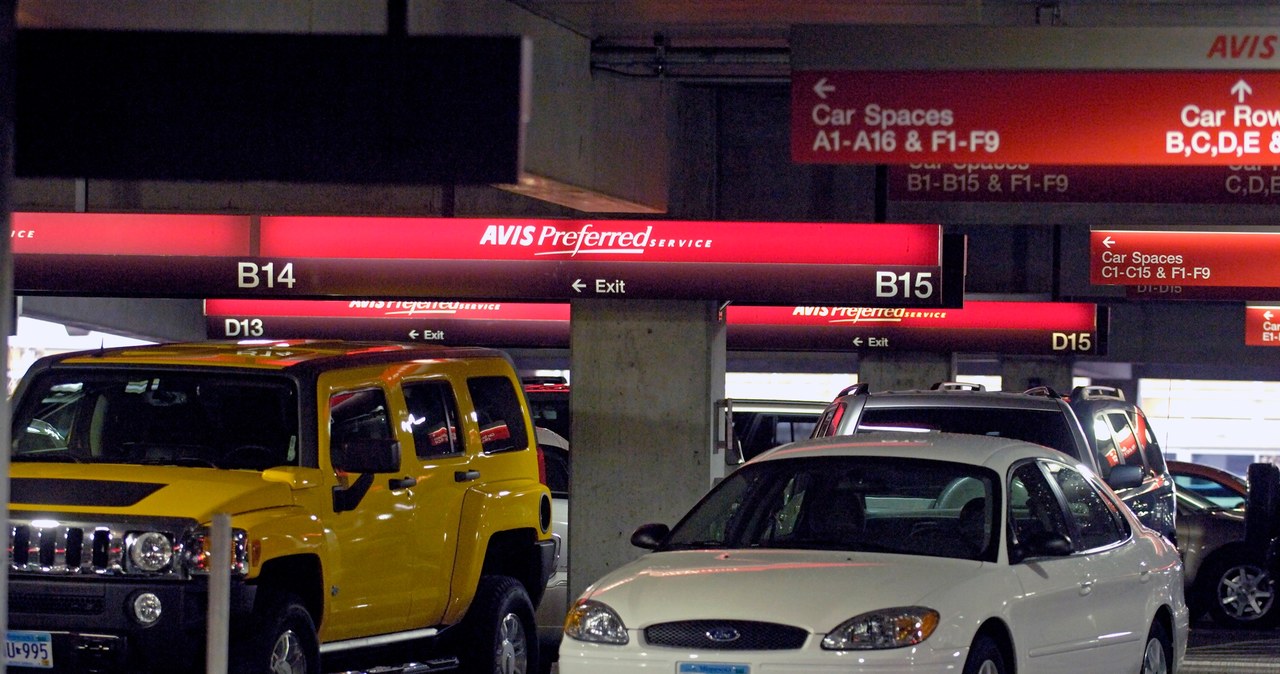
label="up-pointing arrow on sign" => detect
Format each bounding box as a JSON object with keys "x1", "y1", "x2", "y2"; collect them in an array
[
  {"x1": 1233, "y1": 79, "x2": 1254, "y2": 103},
  {"x1": 813, "y1": 77, "x2": 835, "y2": 99}
]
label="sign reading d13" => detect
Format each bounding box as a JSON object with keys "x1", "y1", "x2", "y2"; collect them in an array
[{"x1": 1091, "y1": 229, "x2": 1280, "y2": 287}]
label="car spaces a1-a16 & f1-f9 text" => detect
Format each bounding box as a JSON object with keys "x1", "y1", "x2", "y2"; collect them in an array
[{"x1": 558, "y1": 432, "x2": 1188, "y2": 674}]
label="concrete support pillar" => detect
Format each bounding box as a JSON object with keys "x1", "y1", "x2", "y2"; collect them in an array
[
  {"x1": 568, "y1": 299, "x2": 726, "y2": 600},
  {"x1": 857, "y1": 352, "x2": 955, "y2": 391},
  {"x1": 1001, "y1": 357, "x2": 1074, "y2": 395}
]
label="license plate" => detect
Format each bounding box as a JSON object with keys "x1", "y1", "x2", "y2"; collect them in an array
[
  {"x1": 678, "y1": 664, "x2": 749, "y2": 674},
  {"x1": 5, "y1": 631, "x2": 53, "y2": 669}
]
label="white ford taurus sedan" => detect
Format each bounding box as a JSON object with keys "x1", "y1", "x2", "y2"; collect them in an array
[{"x1": 559, "y1": 432, "x2": 1188, "y2": 674}]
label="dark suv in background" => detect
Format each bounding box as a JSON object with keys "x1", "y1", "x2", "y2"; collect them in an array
[{"x1": 811, "y1": 381, "x2": 1177, "y2": 543}]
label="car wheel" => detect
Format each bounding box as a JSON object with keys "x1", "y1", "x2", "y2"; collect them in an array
[
  {"x1": 1203, "y1": 554, "x2": 1278, "y2": 629},
  {"x1": 229, "y1": 590, "x2": 319, "y2": 674},
  {"x1": 460, "y1": 575, "x2": 539, "y2": 674},
  {"x1": 962, "y1": 635, "x2": 1007, "y2": 674},
  {"x1": 1141, "y1": 621, "x2": 1172, "y2": 674},
  {"x1": 1246, "y1": 463, "x2": 1280, "y2": 549}
]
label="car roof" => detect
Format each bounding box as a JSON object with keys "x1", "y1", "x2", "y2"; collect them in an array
[
  {"x1": 851, "y1": 388, "x2": 1071, "y2": 411},
  {"x1": 48, "y1": 340, "x2": 509, "y2": 371},
  {"x1": 754, "y1": 430, "x2": 1069, "y2": 469}
]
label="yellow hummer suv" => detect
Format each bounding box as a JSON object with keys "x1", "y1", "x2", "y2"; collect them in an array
[{"x1": 7, "y1": 340, "x2": 556, "y2": 674}]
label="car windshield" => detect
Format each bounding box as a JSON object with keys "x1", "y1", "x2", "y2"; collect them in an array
[
  {"x1": 12, "y1": 369, "x2": 300, "y2": 470},
  {"x1": 663, "y1": 456, "x2": 999, "y2": 562},
  {"x1": 1177, "y1": 487, "x2": 1233, "y2": 513},
  {"x1": 856, "y1": 407, "x2": 1079, "y2": 458}
]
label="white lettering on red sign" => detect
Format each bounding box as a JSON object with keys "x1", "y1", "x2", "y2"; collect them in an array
[{"x1": 478, "y1": 223, "x2": 712, "y2": 256}]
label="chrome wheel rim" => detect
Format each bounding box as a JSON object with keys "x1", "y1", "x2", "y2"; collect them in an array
[
  {"x1": 1220, "y1": 564, "x2": 1275, "y2": 621},
  {"x1": 1142, "y1": 636, "x2": 1168, "y2": 674},
  {"x1": 975, "y1": 659, "x2": 1000, "y2": 674},
  {"x1": 269, "y1": 629, "x2": 308, "y2": 674},
  {"x1": 495, "y1": 612, "x2": 529, "y2": 674}
]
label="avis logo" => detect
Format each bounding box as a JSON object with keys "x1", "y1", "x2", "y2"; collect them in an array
[
  {"x1": 479, "y1": 224, "x2": 536, "y2": 246},
  {"x1": 1207, "y1": 34, "x2": 1278, "y2": 59}
]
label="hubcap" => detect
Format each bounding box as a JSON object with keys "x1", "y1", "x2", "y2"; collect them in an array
[
  {"x1": 269, "y1": 629, "x2": 308, "y2": 674},
  {"x1": 975, "y1": 659, "x2": 1000, "y2": 674},
  {"x1": 495, "y1": 612, "x2": 528, "y2": 674},
  {"x1": 1220, "y1": 564, "x2": 1275, "y2": 621},
  {"x1": 1142, "y1": 636, "x2": 1168, "y2": 674}
]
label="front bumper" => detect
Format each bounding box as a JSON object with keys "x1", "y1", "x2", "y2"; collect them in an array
[{"x1": 8, "y1": 576, "x2": 256, "y2": 673}]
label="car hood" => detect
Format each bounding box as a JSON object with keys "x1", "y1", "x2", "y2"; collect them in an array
[
  {"x1": 582, "y1": 549, "x2": 986, "y2": 631},
  {"x1": 9, "y1": 463, "x2": 302, "y2": 522}
]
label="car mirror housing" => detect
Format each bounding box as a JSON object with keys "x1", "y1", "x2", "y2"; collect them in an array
[
  {"x1": 1107, "y1": 464, "x2": 1144, "y2": 491},
  {"x1": 630, "y1": 523, "x2": 671, "y2": 550},
  {"x1": 1011, "y1": 531, "x2": 1074, "y2": 563}
]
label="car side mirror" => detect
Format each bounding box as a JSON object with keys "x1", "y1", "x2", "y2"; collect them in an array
[
  {"x1": 1106, "y1": 464, "x2": 1144, "y2": 491},
  {"x1": 631, "y1": 522, "x2": 671, "y2": 550},
  {"x1": 1010, "y1": 531, "x2": 1073, "y2": 563}
]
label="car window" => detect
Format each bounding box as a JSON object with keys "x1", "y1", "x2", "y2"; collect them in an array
[
  {"x1": 403, "y1": 381, "x2": 462, "y2": 458},
  {"x1": 1132, "y1": 408, "x2": 1168, "y2": 473},
  {"x1": 1009, "y1": 461, "x2": 1072, "y2": 550},
  {"x1": 330, "y1": 388, "x2": 393, "y2": 447},
  {"x1": 663, "y1": 456, "x2": 998, "y2": 561},
  {"x1": 857, "y1": 406, "x2": 1081, "y2": 459},
  {"x1": 1043, "y1": 460, "x2": 1128, "y2": 550},
  {"x1": 467, "y1": 376, "x2": 529, "y2": 454}
]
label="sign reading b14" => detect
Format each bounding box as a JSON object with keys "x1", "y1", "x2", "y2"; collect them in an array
[{"x1": 791, "y1": 70, "x2": 1280, "y2": 166}]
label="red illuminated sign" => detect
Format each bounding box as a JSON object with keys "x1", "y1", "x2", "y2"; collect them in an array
[
  {"x1": 17, "y1": 213, "x2": 956, "y2": 307},
  {"x1": 1245, "y1": 304, "x2": 1280, "y2": 346},
  {"x1": 207, "y1": 299, "x2": 1102, "y2": 355},
  {"x1": 1091, "y1": 229, "x2": 1280, "y2": 287},
  {"x1": 792, "y1": 71, "x2": 1280, "y2": 166}
]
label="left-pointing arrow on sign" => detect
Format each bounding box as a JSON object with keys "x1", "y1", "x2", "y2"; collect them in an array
[
  {"x1": 813, "y1": 77, "x2": 834, "y2": 99},
  {"x1": 572, "y1": 279, "x2": 586, "y2": 292},
  {"x1": 409, "y1": 330, "x2": 419, "y2": 339}
]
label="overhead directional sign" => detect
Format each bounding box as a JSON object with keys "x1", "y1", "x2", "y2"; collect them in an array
[
  {"x1": 1246, "y1": 304, "x2": 1280, "y2": 346},
  {"x1": 792, "y1": 26, "x2": 1280, "y2": 166},
  {"x1": 16, "y1": 213, "x2": 959, "y2": 307},
  {"x1": 726, "y1": 302, "x2": 1104, "y2": 355},
  {"x1": 1091, "y1": 229, "x2": 1280, "y2": 287},
  {"x1": 206, "y1": 299, "x2": 1102, "y2": 356}
]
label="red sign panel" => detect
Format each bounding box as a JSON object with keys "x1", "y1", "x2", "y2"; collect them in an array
[
  {"x1": 17, "y1": 213, "x2": 954, "y2": 307},
  {"x1": 1245, "y1": 304, "x2": 1280, "y2": 346},
  {"x1": 1091, "y1": 229, "x2": 1280, "y2": 287},
  {"x1": 889, "y1": 164, "x2": 1280, "y2": 204},
  {"x1": 207, "y1": 299, "x2": 1102, "y2": 355},
  {"x1": 793, "y1": 71, "x2": 1280, "y2": 165},
  {"x1": 726, "y1": 302, "x2": 1103, "y2": 355}
]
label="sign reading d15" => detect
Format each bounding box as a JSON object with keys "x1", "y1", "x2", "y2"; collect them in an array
[{"x1": 1091, "y1": 229, "x2": 1280, "y2": 287}]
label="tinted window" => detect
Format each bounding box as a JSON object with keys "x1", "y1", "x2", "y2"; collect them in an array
[
  {"x1": 733, "y1": 412, "x2": 820, "y2": 460},
  {"x1": 663, "y1": 456, "x2": 998, "y2": 561},
  {"x1": 1044, "y1": 460, "x2": 1128, "y2": 550},
  {"x1": 330, "y1": 388, "x2": 393, "y2": 445},
  {"x1": 468, "y1": 376, "x2": 529, "y2": 454},
  {"x1": 12, "y1": 370, "x2": 299, "y2": 470},
  {"x1": 858, "y1": 407, "x2": 1081, "y2": 459},
  {"x1": 403, "y1": 381, "x2": 462, "y2": 458}
]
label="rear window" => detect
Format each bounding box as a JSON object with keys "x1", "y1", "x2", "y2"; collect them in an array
[
  {"x1": 857, "y1": 406, "x2": 1081, "y2": 459},
  {"x1": 468, "y1": 376, "x2": 529, "y2": 454}
]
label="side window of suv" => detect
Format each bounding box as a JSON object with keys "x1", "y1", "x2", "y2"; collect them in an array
[
  {"x1": 404, "y1": 381, "x2": 462, "y2": 458},
  {"x1": 330, "y1": 387, "x2": 393, "y2": 448},
  {"x1": 1132, "y1": 408, "x2": 1168, "y2": 474},
  {"x1": 468, "y1": 376, "x2": 529, "y2": 454}
]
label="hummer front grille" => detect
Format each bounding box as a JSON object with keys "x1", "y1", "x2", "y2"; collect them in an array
[{"x1": 9, "y1": 521, "x2": 127, "y2": 575}]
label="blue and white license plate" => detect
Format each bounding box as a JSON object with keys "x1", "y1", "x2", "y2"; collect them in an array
[
  {"x1": 5, "y1": 631, "x2": 53, "y2": 668},
  {"x1": 678, "y1": 663, "x2": 749, "y2": 674}
]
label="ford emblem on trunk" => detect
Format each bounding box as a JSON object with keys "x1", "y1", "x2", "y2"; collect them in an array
[{"x1": 705, "y1": 626, "x2": 741, "y2": 642}]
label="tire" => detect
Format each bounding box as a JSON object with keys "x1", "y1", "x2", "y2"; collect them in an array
[
  {"x1": 1140, "y1": 621, "x2": 1172, "y2": 674},
  {"x1": 229, "y1": 590, "x2": 320, "y2": 674},
  {"x1": 962, "y1": 635, "x2": 1007, "y2": 674},
  {"x1": 1246, "y1": 463, "x2": 1280, "y2": 549},
  {"x1": 460, "y1": 575, "x2": 539, "y2": 674},
  {"x1": 1202, "y1": 554, "x2": 1278, "y2": 629}
]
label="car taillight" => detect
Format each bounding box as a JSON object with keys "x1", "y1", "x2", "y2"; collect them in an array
[{"x1": 537, "y1": 446, "x2": 547, "y2": 485}]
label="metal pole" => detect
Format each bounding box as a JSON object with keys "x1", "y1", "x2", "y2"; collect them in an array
[{"x1": 206, "y1": 513, "x2": 231, "y2": 674}]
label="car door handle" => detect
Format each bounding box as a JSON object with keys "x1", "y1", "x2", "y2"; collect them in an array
[
  {"x1": 455, "y1": 470, "x2": 481, "y2": 482},
  {"x1": 389, "y1": 476, "x2": 417, "y2": 490},
  {"x1": 1079, "y1": 579, "x2": 1095, "y2": 596}
]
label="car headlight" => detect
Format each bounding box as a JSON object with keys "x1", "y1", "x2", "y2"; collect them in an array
[
  {"x1": 564, "y1": 599, "x2": 629, "y2": 645},
  {"x1": 178, "y1": 527, "x2": 249, "y2": 577},
  {"x1": 822, "y1": 606, "x2": 940, "y2": 650},
  {"x1": 127, "y1": 531, "x2": 174, "y2": 572}
]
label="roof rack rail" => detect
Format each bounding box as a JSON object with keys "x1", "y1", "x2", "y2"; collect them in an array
[
  {"x1": 931, "y1": 381, "x2": 985, "y2": 392},
  {"x1": 1023, "y1": 385, "x2": 1063, "y2": 399},
  {"x1": 836, "y1": 383, "x2": 869, "y2": 397},
  {"x1": 1069, "y1": 385, "x2": 1124, "y2": 402}
]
